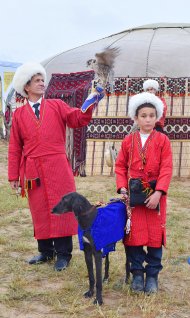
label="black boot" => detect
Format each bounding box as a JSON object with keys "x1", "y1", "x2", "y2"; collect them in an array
[
  {"x1": 144, "y1": 276, "x2": 158, "y2": 294},
  {"x1": 131, "y1": 270, "x2": 144, "y2": 292},
  {"x1": 54, "y1": 255, "x2": 70, "y2": 271},
  {"x1": 28, "y1": 253, "x2": 53, "y2": 264}
]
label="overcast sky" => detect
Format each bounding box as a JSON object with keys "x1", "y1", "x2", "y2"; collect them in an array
[{"x1": 0, "y1": 0, "x2": 190, "y2": 63}]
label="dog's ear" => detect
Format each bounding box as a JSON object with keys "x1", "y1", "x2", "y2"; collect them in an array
[
  {"x1": 72, "y1": 194, "x2": 91, "y2": 215},
  {"x1": 62, "y1": 194, "x2": 74, "y2": 211}
]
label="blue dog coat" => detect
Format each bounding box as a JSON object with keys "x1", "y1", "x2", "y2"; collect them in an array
[{"x1": 78, "y1": 200, "x2": 127, "y2": 257}]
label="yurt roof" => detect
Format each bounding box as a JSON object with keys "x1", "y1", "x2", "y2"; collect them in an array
[{"x1": 42, "y1": 23, "x2": 190, "y2": 82}]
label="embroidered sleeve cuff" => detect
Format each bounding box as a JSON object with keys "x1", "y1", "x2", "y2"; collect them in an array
[{"x1": 156, "y1": 189, "x2": 166, "y2": 195}]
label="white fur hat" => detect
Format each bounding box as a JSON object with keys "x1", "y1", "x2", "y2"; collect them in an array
[
  {"x1": 143, "y1": 79, "x2": 159, "y2": 92},
  {"x1": 128, "y1": 92, "x2": 164, "y2": 120},
  {"x1": 13, "y1": 62, "x2": 46, "y2": 97}
]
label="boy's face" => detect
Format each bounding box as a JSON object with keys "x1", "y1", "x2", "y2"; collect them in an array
[
  {"x1": 146, "y1": 87, "x2": 157, "y2": 94},
  {"x1": 135, "y1": 107, "x2": 157, "y2": 134}
]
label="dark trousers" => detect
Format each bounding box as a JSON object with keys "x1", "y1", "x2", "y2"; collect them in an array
[
  {"x1": 126, "y1": 245, "x2": 163, "y2": 277},
  {"x1": 38, "y1": 236, "x2": 73, "y2": 262}
]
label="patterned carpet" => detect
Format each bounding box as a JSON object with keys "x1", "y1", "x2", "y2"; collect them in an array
[{"x1": 45, "y1": 70, "x2": 95, "y2": 175}]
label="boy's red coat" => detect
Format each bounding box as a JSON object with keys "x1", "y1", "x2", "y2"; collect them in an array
[
  {"x1": 115, "y1": 130, "x2": 172, "y2": 247},
  {"x1": 8, "y1": 99, "x2": 92, "y2": 239}
]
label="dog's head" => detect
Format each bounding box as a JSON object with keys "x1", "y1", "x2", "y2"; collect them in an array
[
  {"x1": 52, "y1": 192, "x2": 92, "y2": 217},
  {"x1": 52, "y1": 192, "x2": 77, "y2": 215}
]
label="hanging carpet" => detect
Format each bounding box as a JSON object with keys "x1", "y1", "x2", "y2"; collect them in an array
[{"x1": 45, "y1": 70, "x2": 95, "y2": 176}]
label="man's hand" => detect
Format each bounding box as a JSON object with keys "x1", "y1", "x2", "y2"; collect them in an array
[
  {"x1": 144, "y1": 191, "x2": 162, "y2": 210},
  {"x1": 81, "y1": 83, "x2": 104, "y2": 113},
  {"x1": 10, "y1": 181, "x2": 19, "y2": 190}
]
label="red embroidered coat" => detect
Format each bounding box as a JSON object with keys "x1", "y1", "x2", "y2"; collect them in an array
[
  {"x1": 8, "y1": 99, "x2": 93, "y2": 239},
  {"x1": 115, "y1": 130, "x2": 172, "y2": 247}
]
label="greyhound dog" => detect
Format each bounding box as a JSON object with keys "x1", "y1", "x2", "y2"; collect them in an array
[{"x1": 52, "y1": 192, "x2": 129, "y2": 305}]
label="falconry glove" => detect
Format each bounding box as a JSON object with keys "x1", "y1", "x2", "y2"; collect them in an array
[{"x1": 81, "y1": 83, "x2": 104, "y2": 113}]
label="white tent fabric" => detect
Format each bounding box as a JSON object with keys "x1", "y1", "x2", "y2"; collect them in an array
[{"x1": 42, "y1": 23, "x2": 190, "y2": 82}]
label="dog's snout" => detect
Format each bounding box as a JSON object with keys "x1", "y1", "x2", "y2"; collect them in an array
[
  {"x1": 52, "y1": 200, "x2": 68, "y2": 215},
  {"x1": 51, "y1": 207, "x2": 60, "y2": 215},
  {"x1": 51, "y1": 201, "x2": 65, "y2": 214}
]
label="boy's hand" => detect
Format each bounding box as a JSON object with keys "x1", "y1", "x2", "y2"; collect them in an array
[
  {"x1": 120, "y1": 187, "x2": 128, "y2": 201},
  {"x1": 145, "y1": 191, "x2": 162, "y2": 210}
]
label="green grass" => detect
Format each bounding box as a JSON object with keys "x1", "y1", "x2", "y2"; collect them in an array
[
  {"x1": 0, "y1": 184, "x2": 28, "y2": 213},
  {"x1": 0, "y1": 141, "x2": 190, "y2": 317}
]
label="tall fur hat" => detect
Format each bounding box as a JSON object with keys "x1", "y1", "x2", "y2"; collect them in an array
[
  {"x1": 13, "y1": 62, "x2": 46, "y2": 97},
  {"x1": 128, "y1": 92, "x2": 164, "y2": 120},
  {"x1": 143, "y1": 79, "x2": 159, "y2": 92}
]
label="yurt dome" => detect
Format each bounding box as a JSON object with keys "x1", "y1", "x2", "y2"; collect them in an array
[
  {"x1": 43, "y1": 23, "x2": 190, "y2": 82},
  {"x1": 43, "y1": 23, "x2": 190, "y2": 178}
]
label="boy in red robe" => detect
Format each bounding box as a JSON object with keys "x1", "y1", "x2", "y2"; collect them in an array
[
  {"x1": 143, "y1": 79, "x2": 167, "y2": 132},
  {"x1": 115, "y1": 92, "x2": 172, "y2": 294},
  {"x1": 8, "y1": 62, "x2": 103, "y2": 271}
]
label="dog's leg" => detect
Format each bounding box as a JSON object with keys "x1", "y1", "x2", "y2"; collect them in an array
[
  {"x1": 93, "y1": 250, "x2": 103, "y2": 305},
  {"x1": 83, "y1": 244, "x2": 95, "y2": 298},
  {"x1": 103, "y1": 254, "x2": 109, "y2": 282}
]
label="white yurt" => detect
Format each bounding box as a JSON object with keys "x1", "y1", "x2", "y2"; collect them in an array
[{"x1": 42, "y1": 23, "x2": 190, "y2": 177}]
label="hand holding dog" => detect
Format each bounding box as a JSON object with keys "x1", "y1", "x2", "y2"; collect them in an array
[{"x1": 120, "y1": 187, "x2": 128, "y2": 201}]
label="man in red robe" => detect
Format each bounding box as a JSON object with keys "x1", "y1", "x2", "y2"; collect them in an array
[
  {"x1": 115, "y1": 92, "x2": 172, "y2": 294},
  {"x1": 8, "y1": 62, "x2": 103, "y2": 271},
  {"x1": 143, "y1": 79, "x2": 167, "y2": 132}
]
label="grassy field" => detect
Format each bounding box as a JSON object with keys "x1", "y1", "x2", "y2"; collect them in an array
[{"x1": 0, "y1": 140, "x2": 190, "y2": 318}]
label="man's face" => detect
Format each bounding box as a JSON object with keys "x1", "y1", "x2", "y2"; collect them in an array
[{"x1": 24, "y1": 74, "x2": 45, "y2": 98}]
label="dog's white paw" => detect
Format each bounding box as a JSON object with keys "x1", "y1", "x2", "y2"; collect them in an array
[{"x1": 93, "y1": 298, "x2": 103, "y2": 306}]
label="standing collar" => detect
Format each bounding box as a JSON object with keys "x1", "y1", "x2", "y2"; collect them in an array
[{"x1": 28, "y1": 97, "x2": 42, "y2": 107}]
